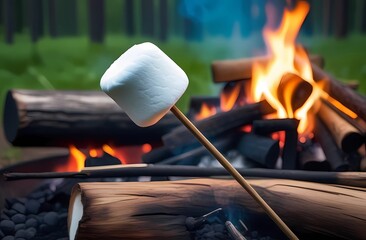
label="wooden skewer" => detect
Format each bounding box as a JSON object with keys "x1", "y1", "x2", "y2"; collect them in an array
[{"x1": 170, "y1": 105, "x2": 298, "y2": 240}]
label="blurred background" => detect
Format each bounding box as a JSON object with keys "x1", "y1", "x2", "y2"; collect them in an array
[{"x1": 0, "y1": 0, "x2": 365, "y2": 166}]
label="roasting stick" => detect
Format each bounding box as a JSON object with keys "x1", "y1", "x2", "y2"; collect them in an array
[
  {"x1": 100, "y1": 42, "x2": 297, "y2": 239},
  {"x1": 171, "y1": 106, "x2": 297, "y2": 239}
]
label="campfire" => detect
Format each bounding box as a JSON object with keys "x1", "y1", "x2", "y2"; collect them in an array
[{"x1": 1, "y1": 1, "x2": 366, "y2": 240}]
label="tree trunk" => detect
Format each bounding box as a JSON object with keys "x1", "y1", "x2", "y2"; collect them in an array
[
  {"x1": 88, "y1": 0, "x2": 105, "y2": 43},
  {"x1": 69, "y1": 178, "x2": 366, "y2": 240},
  {"x1": 124, "y1": 0, "x2": 135, "y2": 36},
  {"x1": 141, "y1": 0, "x2": 155, "y2": 37},
  {"x1": 158, "y1": 0, "x2": 168, "y2": 41},
  {"x1": 28, "y1": 0, "x2": 44, "y2": 43},
  {"x1": 3, "y1": 90, "x2": 180, "y2": 147},
  {"x1": 4, "y1": 0, "x2": 15, "y2": 44}
]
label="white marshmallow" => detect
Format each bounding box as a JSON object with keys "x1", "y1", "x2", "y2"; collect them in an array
[{"x1": 100, "y1": 42, "x2": 189, "y2": 127}]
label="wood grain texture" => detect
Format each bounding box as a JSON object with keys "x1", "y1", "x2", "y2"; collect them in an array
[
  {"x1": 69, "y1": 178, "x2": 366, "y2": 239},
  {"x1": 3, "y1": 89, "x2": 179, "y2": 147}
]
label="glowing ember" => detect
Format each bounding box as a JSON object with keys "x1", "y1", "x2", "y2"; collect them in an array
[
  {"x1": 195, "y1": 103, "x2": 217, "y2": 120},
  {"x1": 142, "y1": 143, "x2": 152, "y2": 153}
]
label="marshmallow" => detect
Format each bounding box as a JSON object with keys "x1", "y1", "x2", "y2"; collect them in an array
[{"x1": 100, "y1": 42, "x2": 189, "y2": 127}]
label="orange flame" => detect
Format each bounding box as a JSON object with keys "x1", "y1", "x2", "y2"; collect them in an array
[
  {"x1": 251, "y1": 1, "x2": 325, "y2": 137},
  {"x1": 195, "y1": 103, "x2": 217, "y2": 120},
  {"x1": 68, "y1": 145, "x2": 86, "y2": 172},
  {"x1": 102, "y1": 144, "x2": 127, "y2": 164}
]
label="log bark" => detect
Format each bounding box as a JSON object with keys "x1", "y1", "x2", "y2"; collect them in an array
[
  {"x1": 3, "y1": 90, "x2": 179, "y2": 147},
  {"x1": 68, "y1": 178, "x2": 366, "y2": 240}
]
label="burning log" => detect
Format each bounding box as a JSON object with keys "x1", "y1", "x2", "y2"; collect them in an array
[
  {"x1": 157, "y1": 136, "x2": 237, "y2": 165},
  {"x1": 311, "y1": 62, "x2": 366, "y2": 121},
  {"x1": 68, "y1": 178, "x2": 366, "y2": 240},
  {"x1": 314, "y1": 117, "x2": 348, "y2": 171},
  {"x1": 277, "y1": 73, "x2": 313, "y2": 111},
  {"x1": 237, "y1": 134, "x2": 280, "y2": 168},
  {"x1": 317, "y1": 102, "x2": 364, "y2": 153},
  {"x1": 162, "y1": 101, "x2": 275, "y2": 149},
  {"x1": 3, "y1": 90, "x2": 179, "y2": 147},
  {"x1": 211, "y1": 54, "x2": 324, "y2": 83}
]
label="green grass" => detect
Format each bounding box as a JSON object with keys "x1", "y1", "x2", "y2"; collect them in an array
[
  {"x1": 302, "y1": 34, "x2": 366, "y2": 92},
  {"x1": 0, "y1": 33, "x2": 365, "y2": 116}
]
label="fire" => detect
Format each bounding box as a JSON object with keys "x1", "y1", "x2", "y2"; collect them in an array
[
  {"x1": 195, "y1": 103, "x2": 217, "y2": 120},
  {"x1": 251, "y1": 1, "x2": 324, "y2": 137},
  {"x1": 68, "y1": 145, "x2": 87, "y2": 172},
  {"x1": 56, "y1": 144, "x2": 151, "y2": 172}
]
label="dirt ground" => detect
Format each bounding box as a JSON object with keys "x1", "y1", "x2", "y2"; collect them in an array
[{"x1": 0, "y1": 126, "x2": 68, "y2": 169}]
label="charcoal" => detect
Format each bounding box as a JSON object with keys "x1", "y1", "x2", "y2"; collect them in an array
[
  {"x1": 2, "y1": 236, "x2": 14, "y2": 240},
  {"x1": 43, "y1": 212, "x2": 59, "y2": 226},
  {"x1": 29, "y1": 191, "x2": 44, "y2": 200},
  {"x1": 26, "y1": 214, "x2": 41, "y2": 224},
  {"x1": 0, "y1": 220, "x2": 15, "y2": 235},
  {"x1": 4, "y1": 210, "x2": 16, "y2": 217},
  {"x1": 11, "y1": 214, "x2": 26, "y2": 224},
  {"x1": 25, "y1": 227, "x2": 37, "y2": 238},
  {"x1": 251, "y1": 231, "x2": 258, "y2": 238},
  {"x1": 0, "y1": 213, "x2": 10, "y2": 221},
  {"x1": 39, "y1": 224, "x2": 51, "y2": 234},
  {"x1": 14, "y1": 223, "x2": 25, "y2": 231},
  {"x1": 14, "y1": 229, "x2": 28, "y2": 239},
  {"x1": 25, "y1": 218, "x2": 38, "y2": 228},
  {"x1": 0, "y1": 230, "x2": 4, "y2": 238},
  {"x1": 213, "y1": 224, "x2": 225, "y2": 232},
  {"x1": 12, "y1": 203, "x2": 26, "y2": 214},
  {"x1": 25, "y1": 200, "x2": 40, "y2": 215}
]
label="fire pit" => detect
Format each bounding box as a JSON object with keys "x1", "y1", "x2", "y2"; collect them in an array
[{"x1": 1, "y1": 1, "x2": 366, "y2": 240}]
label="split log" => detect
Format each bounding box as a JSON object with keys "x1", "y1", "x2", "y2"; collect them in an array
[
  {"x1": 68, "y1": 178, "x2": 366, "y2": 240},
  {"x1": 317, "y1": 101, "x2": 364, "y2": 153},
  {"x1": 3, "y1": 90, "x2": 179, "y2": 147},
  {"x1": 211, "y1": 54, "x2": 324, "y2": 83},
  {"x1": 314, "y1": 117, "x2": 348, "y2": 171},
  {"x1": 162, "y1": 101, "x2": 275, "y2": 149}
]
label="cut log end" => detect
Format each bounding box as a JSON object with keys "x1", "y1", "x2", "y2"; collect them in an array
[
  {"x1": 68, "y1": 191, "x2": 83, "y2": 240},
  {"x1": 3, "y1": 91, "x2": 19, "y2": 143}
]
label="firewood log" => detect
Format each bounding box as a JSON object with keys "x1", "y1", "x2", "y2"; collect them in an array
[
  {"x1": 68, "y1": 178, "x2": 366, "y2": 240},
  {"x1": 3, "y1": 89, "x2": 179, "y2": 147}
]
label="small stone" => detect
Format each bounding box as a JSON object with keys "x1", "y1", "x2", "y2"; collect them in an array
[
  {"x1": 25, "y1": 218, "x2": 38, "y2": 228},
  {"x1": 12, "y1": 203, "x2": 26, "y2": 214},
  {"x1": 11, "y1": 214, "x2": 26, "y2": 224},
  {"x1": 43, "y1": 212, "x2": 59, "y2": 226},
  {"x1": 0, "y1": 229, "x2": 4, "y2": 238},
  {"x1": 15, "y1": 223, "x2": 25, "y2": 231},
  {"x1": 25, "y1": 200, "x2": 40, "y2": 215},
  {"x1": 2, "y1": 236, "x2": 14, "y2": 240},
  {"x1": 0, "y1": 220, "x2": 15, "y2": 235}
]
